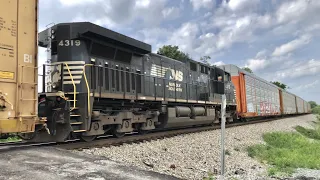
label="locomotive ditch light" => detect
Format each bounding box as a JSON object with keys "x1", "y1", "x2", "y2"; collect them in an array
[
  {"x1": 52, "y1": 82, "x2": 57, "y2": 89},
  {"x1": 52, "y1": 81, "x2": 60, "y2": 90}
]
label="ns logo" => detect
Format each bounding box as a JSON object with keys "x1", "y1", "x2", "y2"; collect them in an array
[
  {"x1": 167, "y1": 69, "x2": 183, "y2": 81},
  {"x1": 150, "y1": 64, "x2": 183, "y2": 81}
]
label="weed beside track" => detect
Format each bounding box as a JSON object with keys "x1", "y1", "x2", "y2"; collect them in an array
[{"x1": 247, "y1": 115, "x2": 320, "y2": 177}]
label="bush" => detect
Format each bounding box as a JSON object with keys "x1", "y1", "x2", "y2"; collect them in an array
[{"x1": 312, "y1": 106, "x2": 320, "y2": 114}]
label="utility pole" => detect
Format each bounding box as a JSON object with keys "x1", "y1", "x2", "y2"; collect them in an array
[{"x1": 220, "y1": 94, "x2": 226, "y2": 179}]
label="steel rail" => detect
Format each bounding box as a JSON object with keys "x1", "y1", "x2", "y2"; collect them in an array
[
  {"x1": 56, "y1": 115, "x2": 303, "y2": 150},
  {"x1": 0, "y1": 114, "x2": 307, "y2": 151}
]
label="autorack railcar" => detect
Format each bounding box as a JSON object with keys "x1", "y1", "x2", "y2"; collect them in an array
[{"x1": 220, "y1": 64, "x2": 310, "y2": 120}]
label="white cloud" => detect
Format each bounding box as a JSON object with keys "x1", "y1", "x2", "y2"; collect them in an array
[
  {"x1": 136, "y1": 27, "x2": 172, "y2": 52},
  {"x1": 275, "y1": 59, "x2": 320, "y2": 79},
  {"x1": 203, "y1": 0, "x2": 320, "y2": 57},
  {"x1": 244, "y1": 58, "x2": 267, "y2": 71},
  {"x1": 162, "y1": 7, "x2": 180, "y2": 20},
  {"x1": 41, "y1": 0, "x2": 171, "y2": 31},
  {"x1": 225, "y1": 0, "x2": 259, "y2": 12},
  {"x1": 215, "y1": 15, "x2": 254, "y2": 50},
  {"x1": 59, "y1": 0, "x2": 97, "y2": 6},
  {"x1": 204, "y1": 12, "x2": 212, "y2": 18},
  {"x1": 135, "y1": 0, "x2": 151, "y2": 8},
  {"x1": 213, "y1": 61, "x2": 225, "y2": 66},
  {"x1": 190, "y1": 0, "x2": 214, "y2": 11},
  {"x1": 206, "y1": 11, "x2": 274, "y2": 51},
  {"x1": 167, "y1": 22, "x2": 199, "y2": 53},
  {"x1": 194, "y1": 33, "x2": 217, "y2": 56},
  {"x1": 276, "y1": 0, "x2": 320, "y2": 24},
  {"x1": 294, "y1": 80, "x2": 319, "y2": 91},
  {"x1": 255, "y1": 49, "x2": 268, "y2": 58},
  {"x1": 272, "y1": 35, "x2": 311, "y2": 57}
]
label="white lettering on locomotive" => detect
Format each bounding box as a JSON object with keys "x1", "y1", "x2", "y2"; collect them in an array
[
  {"x1": 58, "y1": 40, "x2": 81, "y2": 47},
  {"x1": 150, "y1": 64, "x2": 183, "y2": 92},
  {"x1": 150, "y1": 64, "x2": 183, "y2": 81}
]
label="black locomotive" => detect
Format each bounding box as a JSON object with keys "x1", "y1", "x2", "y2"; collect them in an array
[{"x1": 34, "y1": 22, "x2": 236, "y2": 142}]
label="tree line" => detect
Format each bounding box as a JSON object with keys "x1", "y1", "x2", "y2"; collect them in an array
[{"x1": 309, "y1": 101, "x2": 320, "y2": 114}]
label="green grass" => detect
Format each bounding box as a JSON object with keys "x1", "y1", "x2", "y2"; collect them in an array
[
  {"x1": 295, "y1": 125, "x2": 320, "y2": 140},
  {"x1": 0, "y1": 136, "x2": 21, "y2": 143},
  {"x1": 202, "y1": 172, "x2": 216, "y2": 180},
  {"x1": 295, "y1": 115, "x2": 320, "y2": 140},
  {"x1": 247, "y1": 132, "x2": 320, "y2": 176}
]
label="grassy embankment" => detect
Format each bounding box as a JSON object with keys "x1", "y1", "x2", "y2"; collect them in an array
[{"x1": 247, "y1": 114, "x2": 320, "y2": 176}]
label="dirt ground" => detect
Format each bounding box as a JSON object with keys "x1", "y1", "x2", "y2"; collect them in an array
[{"x1": 0, "y1": 147, "x2": 180, "y2": 180}]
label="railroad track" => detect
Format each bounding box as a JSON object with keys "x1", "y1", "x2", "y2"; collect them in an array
[
  {"x1": 57, "y1": 115, "x2": 300, "y2": 150},
  {"x1": 0, "y1": 115, "x2": 304, "y2": 151}
]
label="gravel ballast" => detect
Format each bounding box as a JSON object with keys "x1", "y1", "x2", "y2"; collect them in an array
[{"x1": 80, "y1": 114, "x2": 316, "y2": 180}]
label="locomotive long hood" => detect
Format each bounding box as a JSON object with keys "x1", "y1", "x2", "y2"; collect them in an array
[{"x1": 38, "y1": 22, "x2": 152, "y2": 54}]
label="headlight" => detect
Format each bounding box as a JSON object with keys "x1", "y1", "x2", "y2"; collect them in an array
[{"x1": 52, "y1": 82, "x2": 59, "y2": 89}]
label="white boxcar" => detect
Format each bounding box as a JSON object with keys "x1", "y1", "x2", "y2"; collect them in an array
[
  {"x1": 244, "y1": 75, "x2": 281, "y2": 115},
  {"x1": 304, "y1": 101, "x2": 308, "y2": 113},
  {"x1": 282, "y1": 91, "x2": 297, "y2": 114},
  {"x1": 296, "y1": 96, "x2": 304, "y2": 113}
]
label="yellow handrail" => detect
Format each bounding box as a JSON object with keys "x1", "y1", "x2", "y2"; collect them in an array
[
  {"x1": 63, "y1": 63, "x2": 76, "y2": 111},
  {"x1": 83, "y1": 64, "x2": 93, "y2": 117}
]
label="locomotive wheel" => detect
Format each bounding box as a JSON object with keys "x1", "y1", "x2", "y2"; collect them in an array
[
  {"x1": 112, "y1": 129, "x2": 125, "y2": 138},
  {"x1": 138, "y1": 129, "x2": 149, "y2": 135},
  {"x1": 80, "y1": 135, "x2": 97, "y2": 142}
]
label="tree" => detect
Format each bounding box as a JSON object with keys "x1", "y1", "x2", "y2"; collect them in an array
[
  {"x1": 271, "y1": 81, "x2": 289, "y2": 90},
  {"x1": 200, "y1": 56, "x2": 211, "y2": 65},
  {"x1": 157, "y1": 45, "x2": 190, "y2": 62},
  {"x1": 242, "y1": 67, "x2": 253, "y2": 73},
  {"x1": 309, "y1": 101, "x2": 318, "y2": 109},
  {"x1": 312, "y1": 106, "x2": 320, "y2": 114}
]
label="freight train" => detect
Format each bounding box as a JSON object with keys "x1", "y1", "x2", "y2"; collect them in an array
[
  {"x1": 0, "y1": 0, "x2": 310, "y2": 143},
  {"x1": 33, "y1": 22, "x2": 237, "y2": 142},
  {"x1": 35, "y1": 22, "x2": 311, "y2": 142}
]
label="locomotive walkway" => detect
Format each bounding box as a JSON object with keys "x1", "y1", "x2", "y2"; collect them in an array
[{"x1": 0, "y1": 147, "x2": 179, "y2": 180}]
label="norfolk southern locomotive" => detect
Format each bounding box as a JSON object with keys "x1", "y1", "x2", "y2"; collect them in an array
[{"x1": 32, "y1": 22, "x2": 236, "y2": 142}]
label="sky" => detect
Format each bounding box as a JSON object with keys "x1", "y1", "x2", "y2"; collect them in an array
[{"x1": 38, "y1": 0, "x2": 320, "y2": 104}]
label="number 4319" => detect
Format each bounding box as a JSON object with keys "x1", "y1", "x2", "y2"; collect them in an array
[{"x1": 58, "y1": 40, "x2": 81, "y2": 46}]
